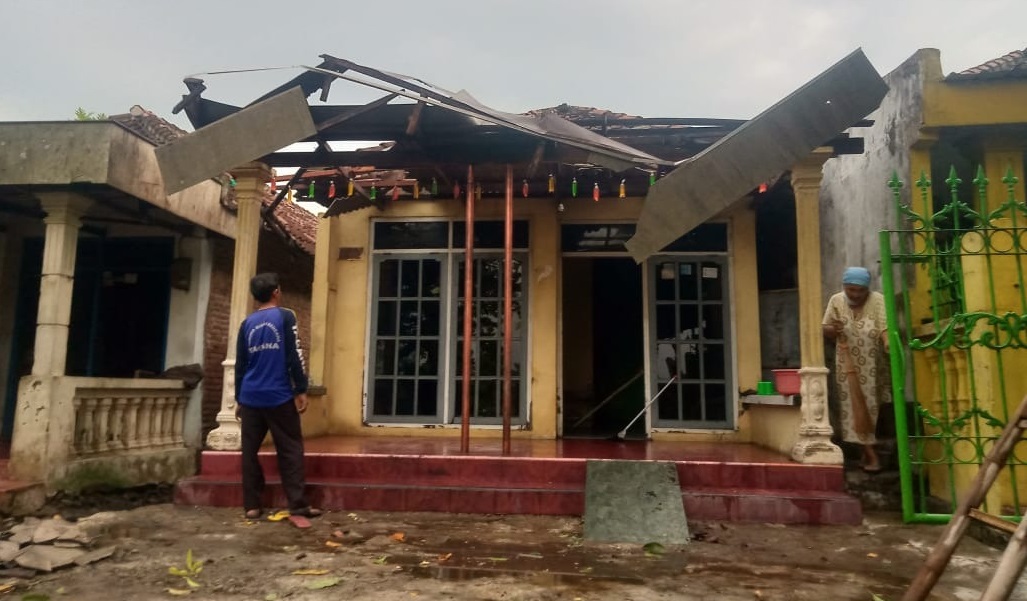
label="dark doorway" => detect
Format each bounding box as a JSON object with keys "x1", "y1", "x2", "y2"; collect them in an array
[
  {"x1": 2, "y1": 237, "x2": 172, "y2": 443},
  {"x1": 562, "y1": 258, "x2": 645, "y2": 438}
]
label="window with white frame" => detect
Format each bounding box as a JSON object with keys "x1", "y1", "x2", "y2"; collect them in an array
[{"x1": 367, "y1": 220, "x2": 529, "y2": 424}]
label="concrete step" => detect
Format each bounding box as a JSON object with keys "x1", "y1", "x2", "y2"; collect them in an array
[
  {"x1": 197, "y1": 452, "x2": 846, "y2": 492},
  {"x1": 175, "y1": 477, "x2": 862, "y2": 525}
]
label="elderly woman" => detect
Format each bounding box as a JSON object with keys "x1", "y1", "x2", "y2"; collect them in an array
[{"x1": 822, "y1": 267, "x2": 891, "y2": 473}]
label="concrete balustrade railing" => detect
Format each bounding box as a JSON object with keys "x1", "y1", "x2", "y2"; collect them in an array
[{"x1": 72, "y1": 389, "x2": 188, "y2": 456}]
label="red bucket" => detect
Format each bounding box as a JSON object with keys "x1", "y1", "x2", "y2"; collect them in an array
[{"x1": 771, "y1": 369, "x2": 801, "y2": 395}]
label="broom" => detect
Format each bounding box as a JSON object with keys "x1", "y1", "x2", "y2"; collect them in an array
[{"x1": 833, "y1": 312, "x2": 873, "y2": 440}]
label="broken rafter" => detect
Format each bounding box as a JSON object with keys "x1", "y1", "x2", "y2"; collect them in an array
[
  {"x1": 264, "y1": 167, "x2": 306, "y2": 217},
  {"x1": 315, "y1": 92, "x2": 399, "y2": 132},
  {"x1": 405, "y1": 101, "x2": 426, "y2": 136}
]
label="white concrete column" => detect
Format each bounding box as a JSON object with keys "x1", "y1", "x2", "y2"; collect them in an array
[
  {"x1": 206, "y1": 163, "x2": 270, "y2": 450},
  {"x1": 33, "y1": 192, "x2": 91, "y2": 377},
  {"x1": 790, "y1": 151, "x2": 843, "y2": 465}
]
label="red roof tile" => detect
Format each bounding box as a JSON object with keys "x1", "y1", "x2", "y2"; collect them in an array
[
  {"x1": 948, "y1": 46, "x2": 1027, "y2": 81},
  {"x1": 261, "y1": 190, "x2": 318, "y2": 255},
  {"x1": 109, "y1": 105, "x2": 189, "y2": 146}
]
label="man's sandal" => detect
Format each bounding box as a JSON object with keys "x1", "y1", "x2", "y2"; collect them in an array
[{"x1": 291, "y1": 507, "x2": 323, "y2": 518}]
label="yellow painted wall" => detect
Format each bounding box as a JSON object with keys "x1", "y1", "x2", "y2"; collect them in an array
[
  {"x1": 909, "y1": 81, "x2": 1027, "y2": 512},
  {"x1": 315, "y1": 195, "x2": 765, "y2": 443},
  {"x1": 923, "y1": 80, "x2": 1027, "y2": 128}
]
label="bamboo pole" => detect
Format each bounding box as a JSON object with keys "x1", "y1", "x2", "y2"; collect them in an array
[
  {"x1": 979, "y1": 510, "x2": 1027, "y2": 601},
  {"x1": 902, "y1": 394, "x2": 1027, "y2": 601}
]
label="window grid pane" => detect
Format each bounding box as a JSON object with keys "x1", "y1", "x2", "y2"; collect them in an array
[
  {"x1": 370, "y1": 256, "x2": 443, "y2": 420},
  {"x1": 455, "y1": 255, "x2": 526, "y2": 421},
  {"x1": 652, "y1": 258, "x2": 730, "y2": 427}
]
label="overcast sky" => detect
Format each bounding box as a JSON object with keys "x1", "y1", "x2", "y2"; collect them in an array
[{"x1": 1, "y1": 0, "x2": 1024, "y2": 130}]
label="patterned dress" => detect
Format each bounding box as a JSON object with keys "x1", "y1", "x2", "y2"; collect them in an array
[{"x1": 822, "y1": 291, "x2": 891, "y2": 444}]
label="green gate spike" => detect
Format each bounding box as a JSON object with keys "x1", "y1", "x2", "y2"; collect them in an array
[
  {"x1": 972, "y1": 165, "x2": 989, "y2": 216},
  {"x1": 308, "y1": 181, "x2": 315, "y2": 199},
  {"x1": 915, "y1": 170, "x2": 931, "y2": 190},
  {"x1": 1002, "y1": 165, "x2": 1020, "y2": 189},
  {"x1": 945, "y1": 165, "x2": 962, "y2": 191},
  {"x1": 887, "y1": 171, "x2": 904, "y2": 193}
]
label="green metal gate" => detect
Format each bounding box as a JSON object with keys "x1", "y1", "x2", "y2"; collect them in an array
[{"x1": 880, "y1": 166, "x2": 1027, "y2": 523}]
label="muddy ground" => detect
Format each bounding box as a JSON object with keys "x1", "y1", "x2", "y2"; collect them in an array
[{"x1": 3, "y1": 498, "x2": 1018, "y2": 601}]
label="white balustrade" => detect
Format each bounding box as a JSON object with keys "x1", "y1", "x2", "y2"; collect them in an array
[{"x1": 72, "y1": 388, "x2": 190, "y2": 456}]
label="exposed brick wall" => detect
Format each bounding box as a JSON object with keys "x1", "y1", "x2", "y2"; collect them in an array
[{"x1": 201, "y1": 232, "x2": 314, "y2": 438}]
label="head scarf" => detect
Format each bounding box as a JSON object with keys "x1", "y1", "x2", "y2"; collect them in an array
[{"x1": 842, "y1": 266, "x2": 871, "y2": 287}]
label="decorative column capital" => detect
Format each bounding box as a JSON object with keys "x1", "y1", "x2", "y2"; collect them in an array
[
  {"x1": 790, "y1": 148, "x2": 833, "y2": 191},
  {"x1": 37, "y1": 191, "x2": 92, "y2": 227}
]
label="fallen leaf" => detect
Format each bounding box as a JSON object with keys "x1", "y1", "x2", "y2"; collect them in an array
[
  {"x1": 485, "y1": 557, "x2": 508, "y2": 562},
  {"x1": 0, "y1": 582, "x2": 15, "y2": 594},
  {"x1": 282, "y1": 546, "x2": 299, "y2": 553},
  {"x1": 579, "y1": 566, "x2": 593, "y2": 574},
  {"x1": 373, "y1": 556, "x2": 388, "y2": 565},
  {"x1": 268, "y1": 511, "x2": 291, "y2": 522},
  {"x1": 184, "y1": 577, "x2": 201, "y2": 589},
  {"x1": 418, "y1": 560, "x2": 431, "y2": 568},
  {"x1": 324, "y1": 541, "x2": 342, "y2": 549},
  {"x1": 55, "y1": 588, "x2": 66, "y2": 595},
  {"x1": 867, "y1": 552, "x2": 879, "y2": 558},
  {"x1": 517, "y1": 552, "x2": 543, "y2": 559},
  {"x1": 166, "y1": 589, "x2": 192, "y2": 597},
  {"x1": 332, "y1": 530, "x2": 346, "y2": 538},
  {"x1": 437, "y1": 553, "x2": 453, "y2": 562},
  {"x1": 304, "y1": 577, "x2": 342, "y2": 590},
  {"x1": 292, "y1": 569, "x2": 330, "y2": 576},
  {"x1": 265, "y1": 594, "x2": 279, "y2": 601},
  {"x1": 643, "y1": 542, "x2": 665, "y2": 556},
  {"x1": 347, "y1": 513, "x2": 360, "y2": 520},
  {"x1": 390, "y1": 532, "x2": 406, "y2": 542}
]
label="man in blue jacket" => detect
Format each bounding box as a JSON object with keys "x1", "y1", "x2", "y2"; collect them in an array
[{"x1": 235, "y1": 272, "x2": 321, "y2": 520}]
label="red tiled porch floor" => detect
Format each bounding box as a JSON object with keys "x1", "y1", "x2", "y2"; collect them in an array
[{"x1": 175, "y1": 437, "x2": 863, "y2": 525}]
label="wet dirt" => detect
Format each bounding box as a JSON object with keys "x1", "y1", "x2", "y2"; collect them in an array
[{"x1": 4, "y1": 505, "x2": 1016, "y2": 601}]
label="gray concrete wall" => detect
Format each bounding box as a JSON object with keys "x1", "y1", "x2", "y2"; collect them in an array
[
  {"x1": 0, "y1": 122, "x2": 235, "y2": 239},
  {"x1": 819, "y1": 49, "x2": 937, "y2": 302}
]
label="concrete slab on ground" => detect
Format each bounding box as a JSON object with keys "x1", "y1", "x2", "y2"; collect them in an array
[{"x1": 583, "y1": 460, "x2": 689, "y2": 544}]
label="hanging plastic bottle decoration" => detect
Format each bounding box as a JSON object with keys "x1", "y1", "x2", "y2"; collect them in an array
[
  {"x1": 328, "y1": 180, "x2": 336, "y2": 200},
  {"x1": 347, "y1": 178, "x2": 354, "y2": 197},
  {"x1": 649, "y1": 171, "x2": 657, "y2": 187},
  {"x1": 547, "y1": 173, "x2": 555, "y2": 194},
  {"x1": 229, "y1": 176, "x2": 237, "y2": 188},
  {"x1": 522, "y1": 180, "x2": 529, "y2": 198},
  {"x1": 619, "y1": 179, "x2": 626, "y2": 199},
  {"x1": 413, "y1": 182, "x2": 420, "y2": 200},
  {"x1": 390, "y1": 185, "x2": 399, "y2": 201},
  {"x1": 571, "y1": 177, "x2": 578, "y2": 198},
  {"x1": 454, "y1": 182, "x2": 461, "y2": 199},
  {"x1": 370, "y1": 183, "x2": 377, "y2": 201},
  {"x1": 592, "y1": 182, "x2": 600, "y2": 202},
  {"x1": 307, "y1": 181, "x2": 315, "y2": 199},
  {"x1": 431, "y1": 177, "x2": 439, "y2": 197},
  {"x1": 475, "y1": 183, "x2": 482, "y2": 201},
  {"x1": 286, "y1": 187, "x2": 294, "y2": 204}
]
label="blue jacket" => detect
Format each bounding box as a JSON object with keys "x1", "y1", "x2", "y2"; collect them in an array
[{"x1": 234, "y1": 307, "x2": 309, "y2": 408}]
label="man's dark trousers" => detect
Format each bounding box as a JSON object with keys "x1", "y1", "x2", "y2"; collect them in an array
[{"x1": 239, "y1": 401, "x2": 309, "y2": 512}]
